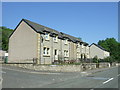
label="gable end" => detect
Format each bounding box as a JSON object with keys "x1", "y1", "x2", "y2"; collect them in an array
[{"x1": 9, "y1": 19, "x2": 39, "y2": 38}]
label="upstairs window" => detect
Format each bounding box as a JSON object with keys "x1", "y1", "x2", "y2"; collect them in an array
[
  {"x1": 78, "y1": 43, "x2": 80, "y2": 47},
  {"x1": 45, "y1": 32, "x2": 49, "y2": 40},
  {"x1": 77, "y1": 43, "x2": 80, "y2": 48},
  {"x1": 53, "y1": 36, "x2": 58, "y2": 42},
  {"x1": 64, "y1": 39, "x2": 68, "y2": 45},
  {"x1": 81, "y1": 44, "x2": 84, "y2": 49}
]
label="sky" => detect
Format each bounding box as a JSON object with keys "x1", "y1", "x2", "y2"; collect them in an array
[{"x1": 2, "y1": 2, "x2": 118, "y2": 44}]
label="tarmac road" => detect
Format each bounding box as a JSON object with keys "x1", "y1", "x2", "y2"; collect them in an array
[{"x1": 1, "y1": 65, "x2": 119, "y2": 89}]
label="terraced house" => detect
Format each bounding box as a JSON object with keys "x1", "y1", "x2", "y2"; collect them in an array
[
  {"x1": 8, "y1": 19, "x2": 109, "y2": 64},
  {"x1": 8, "y1": 19, "x2": 90, "y2": 64}
]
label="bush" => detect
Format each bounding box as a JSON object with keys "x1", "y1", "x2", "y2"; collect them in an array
[
  {"x1": 92, "y1": 56, "x2": 100, "y2": 68},
  {"x1": 92, "y1": 56, "x2": 99, "y2": 63}
]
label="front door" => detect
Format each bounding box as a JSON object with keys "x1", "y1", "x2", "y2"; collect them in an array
[{"x1": 54, "y1": 49, "x2": 58, "y2": 60}]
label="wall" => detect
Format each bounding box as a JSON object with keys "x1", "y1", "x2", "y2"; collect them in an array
[
  {"x1": 5, "y1": 63, "x2": 114, "y2": 72},
  {"x1": 85, "y1": 46, "x2": 90, "y2": 58},
  {"x1": 104, "y1": 51, "x2": 110, "y2": 58},
  {"x1": 40, "y1": 34, "x2": 71, "y2": 64},
  {"x1": 61, "y1": 39, "x2": 70, "y2": 61},
  {"x1": 90, "y1": 44, "x2": 104, "y2": 59},
  {"x1": 40, "y1": 34, "x2": 53, "y2": 64},
  {"x1": 8, "y1": 21, "x2": 38, "y2": 63}
]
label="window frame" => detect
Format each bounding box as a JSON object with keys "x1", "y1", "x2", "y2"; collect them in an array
[
  {"x1": 44, "y1": 32, "x2": 50, "y2": 40},
  {"x1": 53, "y1": 36, "x2": 58, "y2": 42},
  {"x1": 54, "y1": 49, "x2": 58, "y2": 55},
  {"x1": 64, "y1": 50, "x2": 69, "y2": 57},
  {"x1": 64, "y1": 39, "x2": 68, "y2": 45},
  {"x1": 43, "y1": 47, "x2": 50, "y2": 56}
]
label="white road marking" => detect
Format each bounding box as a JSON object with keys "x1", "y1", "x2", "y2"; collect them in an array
[
  {"x1": 103, "y1": 78, "x2": 114, "y2": 84},
  {"x1": 2, "y1": 67, "x2": 60, "y2": 75}
]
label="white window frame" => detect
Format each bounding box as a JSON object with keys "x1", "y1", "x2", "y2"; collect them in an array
[
  {"x1": 45, "y1": 32, "x2": 49, "y2": 40},
  {"x1": 64, "y1": 50, "x2": 69, "y2": 57},
  {"x1": 47, "y1": 48, "x2": 50, "y2": 55},
  {"x1": 77, "y1": 43, "x2": 80, "y2": 48},
  {"x1": 43, "y1": 47, "x2": 47, "y2": 55},
  {"x1": 54, "y1": 49, "x2": 58, "y2": 55},
  {"x1": 64, "y1": 39, "x2": 68, "y2": 45},
  {"x1": 53, "y1": 36, "x2": 58, "y2": 42},
  {"x1": 43, "y1": 47, "x2": 50, "y2": 56}
]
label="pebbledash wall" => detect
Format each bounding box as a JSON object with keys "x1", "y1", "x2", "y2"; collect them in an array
[{"x1": 8, "y1": 19, "x2": 110, "y2": 64}]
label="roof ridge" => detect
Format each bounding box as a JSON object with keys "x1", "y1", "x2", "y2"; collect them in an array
[
  {"x1": 22, "y1": 19, "x2": 84, "y2": 43},
  {"x1": 23, "y1": 19, "x2": 59, "y2": 32},
  {"x1": 90, "y1": 43, "x2": 108, "y2": 52}
]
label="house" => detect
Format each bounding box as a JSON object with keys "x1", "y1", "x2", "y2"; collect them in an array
[
  {"x1": 0, "y1": 50, "x2": 6, "y2": 61},
  {"x1": 89, "y1": 43, "x2": 110, "y2": 59},
  {"x1": 8, "y1": 19, "x2": 89, "y2": 64}
]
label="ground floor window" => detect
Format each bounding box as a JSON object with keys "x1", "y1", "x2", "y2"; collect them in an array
[
  {"x1": 43, "y1": 47, "x2": 50, "y2": 55},
  {"x1": 64, "y1": 50, "x2": 69, "y2": 57}
]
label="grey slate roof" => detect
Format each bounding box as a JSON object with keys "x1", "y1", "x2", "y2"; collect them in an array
[
  {"x1": 90, "y1": 43, "x2": 108, "y2": 52},
  {"x1": 23, "y1": 19, "x2": 59, "y2": 34},
  {"x1": 60, "y1": 32, "x2": 82, "y2": 43},
  {"x1": 22, "y1": 19, "x2": 86, "y2": 44}
]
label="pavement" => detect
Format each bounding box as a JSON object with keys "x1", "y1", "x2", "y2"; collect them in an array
[{"x1": 1, "y1": 65, "x2": 120, "y2": 89}]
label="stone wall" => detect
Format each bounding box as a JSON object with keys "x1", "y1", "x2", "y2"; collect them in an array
[{"x1": 3, "y1": 62, "x2": 117, "y2": 72}]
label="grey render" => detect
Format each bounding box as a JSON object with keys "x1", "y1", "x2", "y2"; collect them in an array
[{"x1": 8, "y1": 19, "x2": 110, "y2": 64}]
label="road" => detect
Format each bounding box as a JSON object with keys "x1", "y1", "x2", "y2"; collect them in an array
[{"x1": 1, "y1": 65, "x2": 120, "y2": 89}]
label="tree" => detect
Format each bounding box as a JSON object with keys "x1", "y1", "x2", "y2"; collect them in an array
[
  {"x1": 0, "y1": 27, "x2": 13, "y2": 51},
  {"x1": 103, "y1": 56, "x2": 113, "y2": 63},
  {"x1": 92, "y1": 56, "x2": 99, "y2": 63},
  {"x1": 92, "y1": 56, "x2": 99, "y2": 68},
  {"x1": 98, "y1": 38, "x2": 120, "y2": 62}
]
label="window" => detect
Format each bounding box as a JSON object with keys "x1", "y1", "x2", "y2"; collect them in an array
[
  {"x1": 53, "y1": 36, "x2": 58, "y2": 42},
  {"x1": 45, "y1": 33, "x2": 49, "y2": 40},
  {"x1": 64, "y1": 50, "x2": 66, "y2": 56},
  {"x1": 43, "y1": 47, "x2": 50, "y2": 55},
  {"x1": 64, "y1": 39, "x2": 68, "y2": 44},
  {"x1": 47, "y1": 48, "x2": 50, "y2": 55},
  {"x1": 64, "y1": 50, "x2": 69, "y2": 57},
  {"x1": 54, "y1": 49, "x2": 57, "y2": 55},
  {"x1": 77, "y1": 43, "x2": 80, "y2": 48},
  {"x1": 66, "y1": 51, "x2": 68, "y2": 56},
  {"x1": 43, "y1": 47, "x2": 46, "y2": 55},
  {"x1": 81, "y1": 44, "x2": 84, "y2": 48}
]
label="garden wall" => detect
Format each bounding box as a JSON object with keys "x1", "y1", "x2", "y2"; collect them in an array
[{"x1": 3, "y1": 62, "x2": 117, "y2": 72}]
